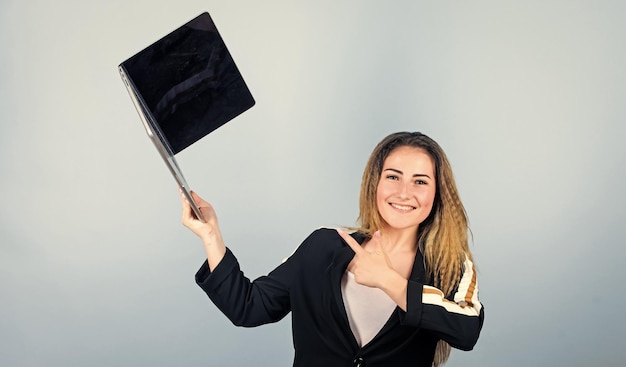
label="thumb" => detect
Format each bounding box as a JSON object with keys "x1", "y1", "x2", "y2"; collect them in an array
[
  {"x1": 373, "y1": 231, "x2": 392, "y2": 265},
  {"x1": 371, "y1": 230, "x2": 385, "y2": 253}
]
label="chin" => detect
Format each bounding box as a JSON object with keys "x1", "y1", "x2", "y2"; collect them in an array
[{"x1": 381, "y1": 221, "x2": 420, "y2": 232}]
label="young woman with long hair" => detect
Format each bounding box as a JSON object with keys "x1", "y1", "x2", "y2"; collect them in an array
[{"x1": 182, "y1": 131, "x2": 484, "y2": 366}]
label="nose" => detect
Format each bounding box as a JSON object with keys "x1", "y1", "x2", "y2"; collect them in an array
[{"x1": 398, "y1": 182, "x2": 409, "y2": 199}]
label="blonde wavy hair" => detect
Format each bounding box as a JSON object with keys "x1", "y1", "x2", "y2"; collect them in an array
[{"x1": 356, "y1": 132, "x2": 472, "y2": 366}]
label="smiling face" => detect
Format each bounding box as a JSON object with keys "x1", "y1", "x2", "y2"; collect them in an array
[{"x1": 375, "y1": 146, "x2": 437, "y2": 234}]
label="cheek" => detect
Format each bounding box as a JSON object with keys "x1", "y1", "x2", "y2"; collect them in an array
[
  {"x1": 375, "y1": 190, "x2": 386, "y2": 210},
  {"x1": 419, "y1": 188, "x2": 436, "y2": 208},
  {"x1": 375, "y1": 182, "x2": 387, "y2": 201}
]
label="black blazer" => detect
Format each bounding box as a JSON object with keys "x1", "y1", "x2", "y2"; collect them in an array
[{"x1": 196, "y1": 228, "x2": 484, "y2": 366}]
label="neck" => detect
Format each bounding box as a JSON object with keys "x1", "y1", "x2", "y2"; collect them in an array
[{"x1": 377, "y1": 225, "x2": 418, "y2": 253}]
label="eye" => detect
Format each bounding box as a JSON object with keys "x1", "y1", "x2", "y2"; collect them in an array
[
  {"x1": 415, "y1": 179, "x2": 428, "y2": 185},
  {"x1": 386, "y1": 174, "x2": 399, "y2": 181}
]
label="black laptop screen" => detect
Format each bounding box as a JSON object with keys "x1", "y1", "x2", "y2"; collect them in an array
[{"x1": 121, "y1": 12, "x2": 255, "y2": 154}]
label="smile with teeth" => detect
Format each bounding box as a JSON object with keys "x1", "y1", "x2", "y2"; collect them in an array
[{"x1": 389, "y1": 203, "x2": 416, "y2": 211}]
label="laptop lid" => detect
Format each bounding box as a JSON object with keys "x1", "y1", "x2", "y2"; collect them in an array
[{"x1": 119, "y1": 12, "x2": 255, "y2": 221}]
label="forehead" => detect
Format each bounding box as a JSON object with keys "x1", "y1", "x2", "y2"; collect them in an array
[{"x1": 383, "y1": 146, "x2": 435, "y2": 175}]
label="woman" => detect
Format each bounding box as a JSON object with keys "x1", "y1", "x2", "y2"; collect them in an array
[{"x1": 182, "y1": 132, "x2": 484, "y2": 366}]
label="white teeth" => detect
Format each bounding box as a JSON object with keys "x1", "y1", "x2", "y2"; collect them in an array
[{"x1": 391, "y1": 203, "x2": 415, "y2": 211}]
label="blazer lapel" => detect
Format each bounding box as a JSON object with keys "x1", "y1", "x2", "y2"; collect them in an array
[
  {"x1": 327, "y1": 232, "x2": 366, "y2": 348},
  {"x1": 362, "y1": 249, "x2": 427, "y2": 350}
]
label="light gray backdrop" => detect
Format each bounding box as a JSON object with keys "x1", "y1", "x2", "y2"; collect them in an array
[{"x1": 1, "y1": 0, "x2": 625, "y2": 366}]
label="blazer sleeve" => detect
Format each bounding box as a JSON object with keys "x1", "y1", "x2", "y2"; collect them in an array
[
  {"x1": 400, "y1": 256, "x2": 484, "y2": 351},
  {"x1": 195, "y1": 247, "x2": 295, "y2": 327}
]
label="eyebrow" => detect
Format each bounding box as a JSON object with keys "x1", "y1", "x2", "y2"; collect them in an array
[{"x1": 383, "y1": 168, "x2": 432, "y2": 179}]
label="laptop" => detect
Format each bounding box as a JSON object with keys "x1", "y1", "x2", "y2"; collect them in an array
[{"x1": 119, "y1": 12, "x2": 255, "y2": 222}]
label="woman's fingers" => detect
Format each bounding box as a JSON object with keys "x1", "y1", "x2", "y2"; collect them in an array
[
  {"x1": 337, "y1": 228, "x2": 367, "y2": 274},
  {"x1": 180, "y1": 189, "x2": 193, "y2": 221},
  {"x1": 191, "y1": 191, "x2": 208, "y2": 207},
  {"x1": 336, "y1": 229, "x2": 364, "y2": 255},
  {"x1": 337, "y1": 230, "x2": 394, "y2": 288},
  {"x1": 181, "y1": 189, "x2": 208, "y2": 227}
]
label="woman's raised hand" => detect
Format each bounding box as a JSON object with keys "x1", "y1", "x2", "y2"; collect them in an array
[{"x1": 181, "y1": 190, "x2": 226, "y2": 271}]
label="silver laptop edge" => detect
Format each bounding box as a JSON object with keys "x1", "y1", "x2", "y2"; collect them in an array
[{"x1": 119, "y1": 65, "x2": 206, "y2": 222}]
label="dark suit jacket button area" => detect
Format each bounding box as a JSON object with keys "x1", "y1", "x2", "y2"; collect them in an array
[{"x1": 353, "y1": 357, "x2": 365, "y2": 367}]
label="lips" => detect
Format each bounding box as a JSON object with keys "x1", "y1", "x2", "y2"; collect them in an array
[{"x1": 389, "y1": 203, "x2": 416, "y2": 211}]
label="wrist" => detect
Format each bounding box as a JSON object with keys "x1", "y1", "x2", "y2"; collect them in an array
[
  {"x1": 202, "y1": 234, "x2": 227, "y2": 272},
  {"x1": 199, "y1": 228, "x2": 222, "y2": 246},
  {"x1": 379, "y1": 269, "x2": 409, "y2": 310},
  {"x1": 379, "y1": 268, "x2": 406, "y2": 291}
]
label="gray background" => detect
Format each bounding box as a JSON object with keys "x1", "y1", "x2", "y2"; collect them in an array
[{"x1": 1, "y1": 0, "x2": 625, "y2": 366}]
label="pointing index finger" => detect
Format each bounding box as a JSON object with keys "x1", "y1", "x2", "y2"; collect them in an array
[{"x1": 336, "y1": 229, "x2": 365, "y2": 255}]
